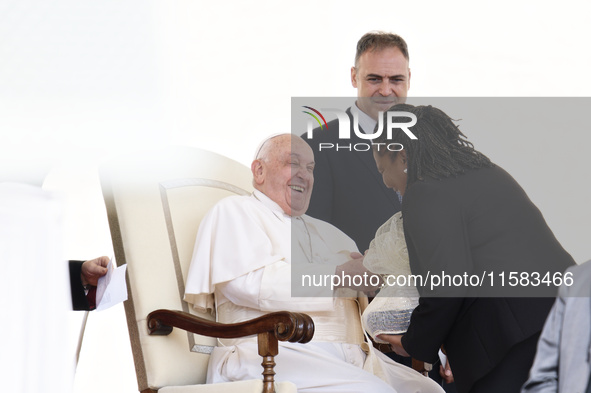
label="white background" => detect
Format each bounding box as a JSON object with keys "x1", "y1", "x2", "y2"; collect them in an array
[{"x1": 1, "y1": 0, "x2": 590, "y2": 391}]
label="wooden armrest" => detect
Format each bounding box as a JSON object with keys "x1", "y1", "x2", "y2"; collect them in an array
[
  {"x1": 147, "y1": 310, "x2": 315, "y2": 393},
  {"x1": 147, "y1": 309, "x2": 314, "y2": 343}
]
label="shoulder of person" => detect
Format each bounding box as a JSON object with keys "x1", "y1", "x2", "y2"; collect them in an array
[
  {"x1": 301, "y1": 213, "x2": 339, "y2": 229},
  {"x1": 208, "y1": 193, "x2": 250, "y2": 210},
  {"x1": 404, "y1": 178, "x2": 454, "y2": 202},
  {"x1": 201, "y1": 194, "x2": 256, "y2": 222},
  {"x1": 562, "y1": 259, "x2": 591, "y2": 296}
]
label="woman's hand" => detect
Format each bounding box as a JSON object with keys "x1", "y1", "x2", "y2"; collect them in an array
[
  {"x1": 440, "y1": 359, "x2": 454, "y2": 384},
  {"x1": 376, "y1": 334, "x2": 409, "y2": 357}
]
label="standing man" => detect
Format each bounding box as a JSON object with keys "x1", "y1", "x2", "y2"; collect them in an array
[
  {"x1": 302, "y1": 31, "x2": 410, "y2": 252},
  {"x1": 302, "y1": 32, "x2": 457, "y2": 391}
]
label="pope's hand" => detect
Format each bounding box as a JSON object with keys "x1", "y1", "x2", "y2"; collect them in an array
[{"x1": 335, "y1": 255, "x2": 382, "y2": 294}]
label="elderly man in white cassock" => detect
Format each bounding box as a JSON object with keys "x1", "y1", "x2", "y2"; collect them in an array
[{"x1": 184, "y1": 134, "x2": 443, "y2": 393}]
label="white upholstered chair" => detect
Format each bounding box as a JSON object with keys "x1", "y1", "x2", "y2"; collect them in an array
[{"x1": 100, "y1": 147, "x2": 314, "y2": 393}]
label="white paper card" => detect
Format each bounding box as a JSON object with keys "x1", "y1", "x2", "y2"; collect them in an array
[{"x1": 96, "y1": 259, "x2": 128, "y2": 311}]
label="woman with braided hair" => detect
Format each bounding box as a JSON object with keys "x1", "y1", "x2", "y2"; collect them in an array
[{"x1": 369, "y1": 104, "x2": 574, "y2": 393}]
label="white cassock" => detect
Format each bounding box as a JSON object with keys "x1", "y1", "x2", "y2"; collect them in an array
[{"x1": 184, "y1": 190, "x2": 443, "y2": 393}]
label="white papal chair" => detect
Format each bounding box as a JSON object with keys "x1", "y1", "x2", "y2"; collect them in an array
[{"x1": 100, "y1": 147, "x2": 314, "y2": 393}]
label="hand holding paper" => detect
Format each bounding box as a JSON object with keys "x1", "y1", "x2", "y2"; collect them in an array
[{"x1": 95, "y1": 258, "x2": 128, "y2": 311}]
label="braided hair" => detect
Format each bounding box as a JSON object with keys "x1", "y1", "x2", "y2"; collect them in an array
[{"x1": 373, "y1": 104, "x2": 494, "y2": 186}]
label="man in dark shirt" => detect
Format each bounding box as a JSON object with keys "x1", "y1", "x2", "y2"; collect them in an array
[{"x1": 302, "y1": 31, "x2": 410, "y2": 252}]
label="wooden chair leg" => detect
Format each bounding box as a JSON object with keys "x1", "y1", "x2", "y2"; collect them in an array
[{"x1": 258, "y1": 331, "x2": 279, "y2": 393}]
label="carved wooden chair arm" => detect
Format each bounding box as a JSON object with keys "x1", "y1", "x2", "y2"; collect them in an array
[
  {"x1": 147, "y1": 309, "x2": 314, "y2": 343},
  {"x1": 147, "y1": 309, "x2": 315, "y2": 393}
]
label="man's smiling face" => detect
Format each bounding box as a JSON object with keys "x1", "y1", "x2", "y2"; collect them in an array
[
  {"x1": 351, "y1": 46, "x2": 411, "y2": 120},
  {"x1": 253, "y1": 135, "x2": 314, "y2": 217}
]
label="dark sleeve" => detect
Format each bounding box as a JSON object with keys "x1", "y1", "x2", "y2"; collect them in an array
[
  {"x1": 302, "y1": 134, "x2": 334, "y2": 223},
  {"x1": 69, "y1": 260, "x2": 91, "y2": 311},
  {"x1": 404, "y1": 181, "x2": 474, "y2": 293},
  {"x1": 402, "y1": 297, "x2": 464, "y2": 363},
  {"x1": 400, "y1": 182, "x2": 470, "y2": 361}
]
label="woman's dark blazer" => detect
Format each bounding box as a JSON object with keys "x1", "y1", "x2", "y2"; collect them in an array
[{"x1": 400, "y1": 165, "x2": 574, "y2": 393}]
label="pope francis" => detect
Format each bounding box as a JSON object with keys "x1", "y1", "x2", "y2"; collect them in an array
[{"x1": 184, "y1": 134, "x2": 443, "y2": 393}]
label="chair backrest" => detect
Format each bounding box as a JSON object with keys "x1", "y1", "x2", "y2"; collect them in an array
[{"x1": 100, "y1": 147, "x2": 253, "y2": 391}]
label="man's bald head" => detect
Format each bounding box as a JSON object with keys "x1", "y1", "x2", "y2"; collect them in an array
[{"x1": 251, "y1": 134, "x2": 315, "y2": 216}]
